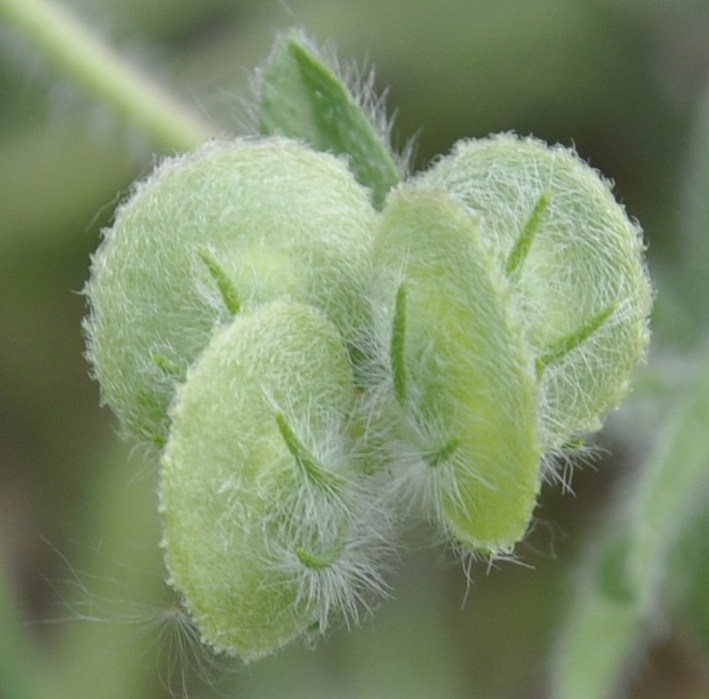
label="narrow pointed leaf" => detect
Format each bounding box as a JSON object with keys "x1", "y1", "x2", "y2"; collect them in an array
[{"x1": 259, "y1": 33, "x2": 402, "y2": 208}]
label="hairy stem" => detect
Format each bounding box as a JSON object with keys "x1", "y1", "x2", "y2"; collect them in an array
[{"x1": 0, "y1": 0, "x2": 215, "y2": 152}]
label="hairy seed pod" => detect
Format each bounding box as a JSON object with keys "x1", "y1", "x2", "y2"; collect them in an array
[
  {"x1": 84, "y1": 138, "x2": 378, "y2": 447},
  {"x1": 160, "y1": 301, "x2": 390, "y2": 661},
  {"x1": 368, "y1": 185, "x2": 542, "y2": 554},
  {"x1": 418, "y1": 134, "x2": 653, "y2": 451}
]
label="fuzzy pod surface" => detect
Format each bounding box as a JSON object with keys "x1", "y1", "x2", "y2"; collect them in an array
[
  {"x1": 160, "y1": 301, "x2": 388, "y2": 661},
  {"x1": 369, "y1": 185, "x2": 542, "y2": 554},
  {"x1": 418, "y1": 134, "x2": 653, "y2": 450},
  {"x1": 84, "y1": 137, "x2": 378, "y2": 446}
]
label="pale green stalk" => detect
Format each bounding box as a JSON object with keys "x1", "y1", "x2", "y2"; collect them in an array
[
  {"x1": 552, "y1": 348, "x2": 709, "y2": 699},
  {"x1": 0, "y1": 0, "x2": 215, "y2": 152}
]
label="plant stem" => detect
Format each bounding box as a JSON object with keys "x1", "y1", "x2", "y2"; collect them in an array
[
  {"x1": 552, "y1": 347, "x2": 709, "y2": 699},
  {"x1": 0, "y1": 0, "x2": 216, "y2": 152}
]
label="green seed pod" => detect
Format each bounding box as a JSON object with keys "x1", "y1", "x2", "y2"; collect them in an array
[
  {"x1": 160, "y1": 301, "x2": 390, "y2": 661},
  {"x1": 418, "y1": 134, "x2": 653, "y2": 451},
  {"x1": 368, "y1": 185, "x2": 542, "y2": 554},
  {"x1": 84, "y1": 138, "x2": 378, "y2": 447}
]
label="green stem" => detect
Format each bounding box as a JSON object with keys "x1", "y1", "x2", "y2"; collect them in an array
[
  {"x1": 552, "y1": 346, "x2": 709, "y2": 699},
  {"x1": 0, "y1": 0, "x2": 215, "y2": 152}
]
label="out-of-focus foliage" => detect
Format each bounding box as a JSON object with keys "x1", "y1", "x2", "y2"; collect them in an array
[
  {"x1": 552, "y1": 348, "x2": 709, "y2": 699},
  {"x1": 1, "y1": 1, "x2": 709, "y2": 698}
]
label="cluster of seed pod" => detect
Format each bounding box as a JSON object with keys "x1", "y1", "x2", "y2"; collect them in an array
[{"x1": 84, "y1": 38, "x2": 652, "y2": 663}]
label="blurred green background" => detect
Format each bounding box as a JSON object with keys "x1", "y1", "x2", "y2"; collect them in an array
[{"x1": 1, "y1": 1, "x2": 709, "y2": 697}]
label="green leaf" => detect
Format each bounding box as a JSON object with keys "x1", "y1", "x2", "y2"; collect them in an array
[
  {"x1": 259, "y1": 32, "x2": 402, "y2": 209},
  {"x1": 551, "y1": 345, "x2": 709, "y2": 699}
]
